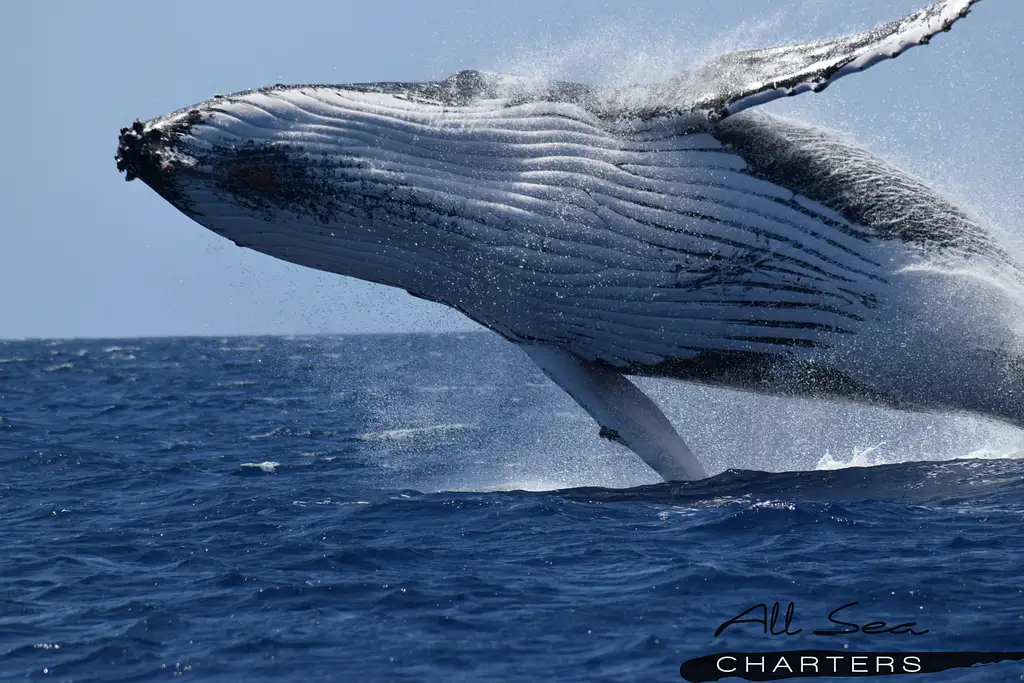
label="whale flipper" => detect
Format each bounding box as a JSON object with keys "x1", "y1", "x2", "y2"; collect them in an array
[
  {"x1": 520, "y1": 344, "x2": 707, "y2": 482},
  {"x1": 682, "y1": 0, "x2": 979, "y2": 119}
]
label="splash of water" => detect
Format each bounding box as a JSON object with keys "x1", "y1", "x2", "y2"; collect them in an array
[{"x1": 816, "y1": 441, "x2": 1024, "y2": 471}]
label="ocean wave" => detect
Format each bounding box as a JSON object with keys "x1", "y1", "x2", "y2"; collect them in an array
[
  {"x1": 43, "y1": 363, "x2": 82, "y2": 373},
  {"x1": 239, "y1": 461, "x2": 280, "y2": 473},
  {"x1": 556, "y1": 458, "x2": 1024, "y2": 507}
]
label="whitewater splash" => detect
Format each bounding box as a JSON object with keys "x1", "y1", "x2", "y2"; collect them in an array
[{"x1": 816, "y1": 442, "x2": 1024, "y2": 471}]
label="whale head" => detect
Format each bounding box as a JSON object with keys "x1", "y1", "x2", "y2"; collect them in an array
[
  {"x1": 114, "y1": 76, "x2": 606, "y2": 326},
  {"x1": 115, "y1": 93, "x2": 377, "y2": 242},
  {"x1": 115, "y1": 81, "x2": 505, "y2": 294}
]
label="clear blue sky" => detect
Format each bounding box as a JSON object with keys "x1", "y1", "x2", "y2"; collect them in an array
[{"x1": 3, "y1": 0, "x2": 1021, "y2": 339}]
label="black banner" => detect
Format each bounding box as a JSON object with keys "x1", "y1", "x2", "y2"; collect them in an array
[{"x1": 679, "y1": 651, "x2": 1024, "y2": 681}]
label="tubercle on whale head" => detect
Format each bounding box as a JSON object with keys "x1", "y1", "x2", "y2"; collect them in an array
[
  {"x1": 115, "y1": 109, "x2": 204, "y2": 213},
  {"x1": 115, "y1": 119, "x2": 158, "y2": 182}
]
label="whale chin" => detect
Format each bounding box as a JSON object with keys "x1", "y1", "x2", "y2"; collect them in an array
[
  {"x1": 116, "y1": 111, "x2": 205, "y2": 212},
  {"x1": 116, "y1": 105, "x2": 344, "y2": 267}
]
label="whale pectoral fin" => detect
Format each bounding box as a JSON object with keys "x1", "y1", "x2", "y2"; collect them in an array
[
  {"x1": 683, "y1": 0, "x2": 978, "y2": 119},
  {"x1": 520, "y1": 343, "x2": 708, "y2": 482}
]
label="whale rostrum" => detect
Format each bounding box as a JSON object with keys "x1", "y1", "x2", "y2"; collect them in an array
[{"x1": 118, "y1": 0, "x2": 1022, "y2": 482}]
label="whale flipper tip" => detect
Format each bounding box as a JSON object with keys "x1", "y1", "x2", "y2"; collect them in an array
[{"x1": 679, "y1": 0, "x2": 981, "y2": 120}]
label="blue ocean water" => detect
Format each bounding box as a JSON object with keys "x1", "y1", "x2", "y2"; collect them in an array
[{"x1": 2, "y1": 333, "x2": 1023, "y2": 682}]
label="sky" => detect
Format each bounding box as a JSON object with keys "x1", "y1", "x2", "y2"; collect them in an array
[{"x1": 3, "y1": 0, "x2": 1022, "y2": 339}]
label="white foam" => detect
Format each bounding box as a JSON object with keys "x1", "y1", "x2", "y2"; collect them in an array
[
  {"x1": 455, "y1": 479, "x2": 568, "y2": 493},
  {"x1": 815, "y1": 442, "x2": 889, "y2": 470},
  {"x1": 815, "y1": 441, "x2": 1024, "y2": 471},
  {"x1": 240, "y1": 461, "x2": 279, "y2": 473}
]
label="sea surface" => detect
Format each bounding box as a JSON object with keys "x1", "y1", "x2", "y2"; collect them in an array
[{"x1": 2, "y1": 333, "x2": 1023, "y2": 682}]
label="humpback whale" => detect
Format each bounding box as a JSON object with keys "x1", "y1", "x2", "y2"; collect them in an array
[{"x1": 117, "y1": 0, "x2": 1022, "y2": 482}]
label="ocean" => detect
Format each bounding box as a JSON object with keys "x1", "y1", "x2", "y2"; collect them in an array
[{"x1": 2, "y1": 333, "x2": 1023, "y2": 682}]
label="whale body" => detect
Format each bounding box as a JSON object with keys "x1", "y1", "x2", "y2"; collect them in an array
[{"x1": 117, "y1": 0, "x2": 1023, "y2": 481}]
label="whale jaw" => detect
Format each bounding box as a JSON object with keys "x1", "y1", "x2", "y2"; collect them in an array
[
  {"x1": 116, "y1": 106, "x2": 352, "y2": 221},
  {"x1": 115, "y1": 104, "x2": 374, "y2": 271}
]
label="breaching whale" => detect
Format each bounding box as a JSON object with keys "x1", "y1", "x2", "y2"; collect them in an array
[{"x1": 117, "y1": 0, "x2": 1022, "y2": 482}]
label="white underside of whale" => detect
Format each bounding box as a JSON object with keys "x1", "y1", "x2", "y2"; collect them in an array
[{"x1": 175, "y1": 95, "x2": 899, "y2": 361}]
